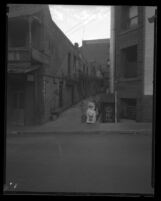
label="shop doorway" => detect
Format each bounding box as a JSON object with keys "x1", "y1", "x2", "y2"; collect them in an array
[
  {"x1": 120, "y1": 98, "x2": 137, "y2": 120},
  {"x1": 59, "y1": 81, "x2": 63, "y2": 108}
]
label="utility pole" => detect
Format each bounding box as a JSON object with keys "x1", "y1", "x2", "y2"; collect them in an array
[
  {"x1": 114, "y1": 81, "x2": 117, "y2": 123},
  {"x1": 4, "y1": 4, "x2": 9, "y2": 191},
  {"x1": 148, "y1": 7, "x2": 157, "y2": 189},
  {"x1": 114, "y1": 11, "x2": 117, "y2": 124}
]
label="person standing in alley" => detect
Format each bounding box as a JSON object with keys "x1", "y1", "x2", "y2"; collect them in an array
[
  {"x1": 91, "y1": 98, "x2": 100, "y2": 121},
  {"x1": 86, "y1": 102, "x2": 96, "y2": 124}
]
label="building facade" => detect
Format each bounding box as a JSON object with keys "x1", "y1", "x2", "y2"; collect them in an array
[
  {"x1": 80, "y1": 39, "x2": 110, "y2": 95},
  {"x1": 7, "y1": 4, "x2": 89, "y2": 126},
  {"x1": 110, "y1": 6, "x2": 156, "y2": 122}
]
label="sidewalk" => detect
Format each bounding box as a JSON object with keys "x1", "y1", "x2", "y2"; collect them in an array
[{"x1": 7, "y1": 96, "x2": 152, "y2": 135}]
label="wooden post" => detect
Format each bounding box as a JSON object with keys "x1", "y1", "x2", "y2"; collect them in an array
[
  {"x1": 148, "y1": 7, "x2": 157, "y2": 189},
  {"x1": 28, "y1": 17, "x2": 32, "y2": 49},
  {"x1": 115, "y1": 89, "x2": 117, "y2": 123},
  {"x1": 152, "y1": 8, "x2": 157, "y2": 189}
]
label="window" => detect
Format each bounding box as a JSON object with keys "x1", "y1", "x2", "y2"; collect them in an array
[
  {"x1": 13, "y1": 91, "x2": 24, "y2": 109},
  {"x1": 121, "y1": 45, "x2": 138, "y2": 78},
  {"x1": 31, "y1": 20, "x2": 42, "y2": 49},
  {"x1": 49, "y1": 40, "x2": 54, "y2": 54},
  {"x1": 68, "y1": 53, "x2": 71, "y2": 76},
  {"x1": 8, "y1": 19, "x2": 28, "y2": 47},
  {"x1": 73, "y1": 55, "x2": 76, "y2": 72},
  {"x1": 86, "y1": 67, "x2": 88, "y2": 75},
  {"x1": 8, "y1": 52, "x2": 14, "y2": 61},
  {"x1": 83, "y1": 64, "x2": 85, "y2": 74}
]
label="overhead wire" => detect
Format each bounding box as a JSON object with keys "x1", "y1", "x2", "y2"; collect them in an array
[
  {"x1": 65, "y1": 7, "x2": 103, "y2": 34},
  {"x1": 66, "y1": 8, "x2": 110, "y2": 35},
  {"x1": 65, "y1": 16, "x2": 95, "y2": 35},
  {"x1": 65, "y1": 7, "x2": 100, "y2": 33},
  {"x1": 66, "y1": 18, "x2": 96, "y2": 36}
]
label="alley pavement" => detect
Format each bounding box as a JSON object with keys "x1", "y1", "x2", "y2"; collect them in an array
[{"x1": 7, "y1": 96, "x2": 152, "y2": 135}]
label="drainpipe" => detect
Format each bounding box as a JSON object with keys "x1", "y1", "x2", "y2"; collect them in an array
[{"x1": 28, "y1": 17, "x2": 32, "y2": 50}]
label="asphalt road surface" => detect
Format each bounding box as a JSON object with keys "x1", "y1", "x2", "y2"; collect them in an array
[{"x1": 5, "y1": 132, "x2": 154, "y2": 194}]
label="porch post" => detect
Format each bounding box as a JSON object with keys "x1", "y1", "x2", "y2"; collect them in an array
[{"x1": 28, "y1": 17, "x2": 32, "y2": 49}]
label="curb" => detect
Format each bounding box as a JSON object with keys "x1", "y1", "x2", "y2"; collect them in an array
[{"x1": 7, "y1": 129, "x2": 152, "y2": 136}]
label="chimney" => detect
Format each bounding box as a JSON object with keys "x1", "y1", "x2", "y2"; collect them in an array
[{"x1": 74, "y1": 43, "x2": 79, "y2": 48}]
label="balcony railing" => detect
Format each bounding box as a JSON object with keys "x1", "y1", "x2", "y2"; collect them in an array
[
  {"x1": 31, "y1": 48, "x2": 49, "y2": 64},
  {"x1": 8, "y1": 47, "x2": 49, "y2": 64},
  {"x1": 8, "y1": 48, "x2": 30, "y2": 62}
]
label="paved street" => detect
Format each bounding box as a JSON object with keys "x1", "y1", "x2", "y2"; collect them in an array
[{"x1": 5, "y1": 132, "x2": 154, "y2": 194}]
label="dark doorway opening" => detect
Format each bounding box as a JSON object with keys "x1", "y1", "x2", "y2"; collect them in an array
[
  {"x1": 59, "y1": 81, "x2": 63, "y2": 108},
  {"x1": 12, "y1": 90, "x2": 25, "y2": 125},
  {"x1": 120, "y1": 98, "x2": 137, "y2": 120}
]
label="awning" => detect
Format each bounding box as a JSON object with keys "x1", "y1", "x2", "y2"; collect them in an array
[{"x1": 8, "y1": 63, "x2": 40, "y2": 74}]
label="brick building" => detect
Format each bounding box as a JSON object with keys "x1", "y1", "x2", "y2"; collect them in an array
[
  {"x1": 7, "y1": 4, "x2": 89, "y2": 126},
  {"x1": 110, "y1": 6, "x2": 156, "y2": 122},
  {"x1": 80, "y1": 39, "x2": 110, "y2": 94}
]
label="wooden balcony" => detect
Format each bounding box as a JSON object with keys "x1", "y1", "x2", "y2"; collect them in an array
[
  {"x1": 8, "y1": 48, "x2": 30, "y2": 62},
  {"x1": 31, "y1": 48, "x2": 49, "y2": 64},
  {"x1": 8, "y1": 47, "x2": 49, "y2": 65}
]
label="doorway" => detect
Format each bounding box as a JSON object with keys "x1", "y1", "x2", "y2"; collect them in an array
[
  {"x1": 12, "y1": 90, "x2": 25, "y2": 125},
  {"x1": 59, "y1": 81, "x2": 63, "y2": 107},
  {"x1": 71, "y1": 86, "x2": 74, "y2": 105},
  {"x1": 120, "y1": 98, "x2": 137, "y2": 120}
]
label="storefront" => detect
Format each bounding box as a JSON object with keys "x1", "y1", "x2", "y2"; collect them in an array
[{"x1": 7, "y1": 65, "x2": 41, "y2": 126}]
